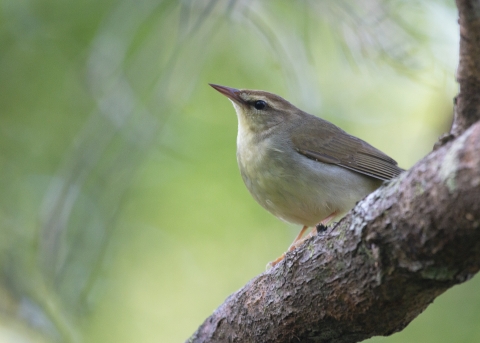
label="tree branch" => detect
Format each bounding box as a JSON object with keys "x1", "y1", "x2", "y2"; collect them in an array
[
  {"x1": 188, "y1": 122, "x2": 480, "y2": 343},
  {"x1": 187, "y1": 1, "x2": 480, "y2": 342},
  {"x1": 451, "y1": 0, "x2": 480, "y2": 137}
]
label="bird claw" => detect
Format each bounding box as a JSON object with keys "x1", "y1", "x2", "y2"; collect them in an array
[{"x1": 266, "y1": 252, "x2": 286, "y2": 270}]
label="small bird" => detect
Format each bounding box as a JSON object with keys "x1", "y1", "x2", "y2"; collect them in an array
[{"x1": 210, "y1": 84, "x2": 403, "y2": 266}]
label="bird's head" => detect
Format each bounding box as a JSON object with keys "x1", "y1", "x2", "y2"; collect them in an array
[{"x1": 209, "y1": 84, "x2": 300, "y2": 133}]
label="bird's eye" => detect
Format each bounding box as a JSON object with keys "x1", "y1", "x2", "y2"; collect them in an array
[{"x1": 254, "y1": 100, "x2": 267, "y2": 110}]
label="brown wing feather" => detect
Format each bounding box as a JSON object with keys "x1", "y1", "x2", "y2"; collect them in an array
[{"x1": 290, "y1": 115, "x2": 404, "y2": 181}]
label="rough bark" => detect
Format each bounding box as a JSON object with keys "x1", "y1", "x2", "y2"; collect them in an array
[
  {"x1": 187, "y1": 122, "x2": 480, "y2": 343},
  {"x1": 187, "y1": 1, "x2": 480, "y2": 342},
  {"x1": 450, "y1": 0, "x2": 480, "y2": 138}
]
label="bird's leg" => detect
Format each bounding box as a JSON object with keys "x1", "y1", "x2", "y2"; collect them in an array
[
  {"x1": 267, "y1": 253, "x2": 286, "y2": 269},
  {"x1": 306, "y1": 210, "x2": 338, "y2": 238},
  {"x1": 266, "y1": 225, "x2": 308, "y2": 269},
  {"x1": 288, "y1": 211, "x2": 338, "y2": 252},
  {"x1": 267, "y1": 212, "x2": 338, "y2": 269},
  {"x1": 288, "y1": 225, "x2": 309, "y2": 251}
]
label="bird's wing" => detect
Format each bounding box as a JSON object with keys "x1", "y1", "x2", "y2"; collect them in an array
[{"x1": 290, "y1": 117, "x2": 404, "y2": 181}]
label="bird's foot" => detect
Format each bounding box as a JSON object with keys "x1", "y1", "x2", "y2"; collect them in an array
[
  {"x1": 266, "y1": 253, "x2": 285, "y2": 270},
  {"x1": 266, "y1": 212, "x2": 338, "y2": 270}
]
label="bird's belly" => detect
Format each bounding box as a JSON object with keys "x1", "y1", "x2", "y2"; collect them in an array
[{"x1": 237, "y1": 145, "x2": 381, "y2": 227}]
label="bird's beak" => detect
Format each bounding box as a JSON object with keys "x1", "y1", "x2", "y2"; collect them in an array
[{"x1": 209, "y1": 84, "x2": 244, "y2": 105}]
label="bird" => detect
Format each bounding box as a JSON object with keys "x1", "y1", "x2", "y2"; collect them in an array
[{"x1": 210, "y1": 84, "x2": 403, "y2": 267}]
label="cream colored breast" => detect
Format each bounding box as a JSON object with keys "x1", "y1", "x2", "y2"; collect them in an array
[{"x1": 235, "y1": 124, "x2": 381, "y2": 227}]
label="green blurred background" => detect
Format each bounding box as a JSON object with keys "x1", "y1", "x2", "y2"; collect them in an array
[{"x1": 1, "y1": 0, "x2": 479, "y2": 342}]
